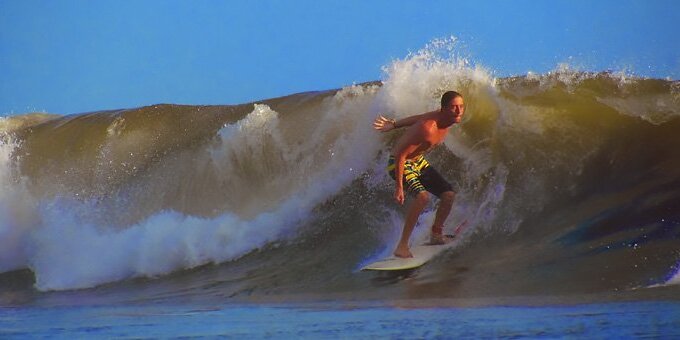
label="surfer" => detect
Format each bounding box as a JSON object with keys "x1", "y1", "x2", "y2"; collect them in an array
[{"x1": 373, "y1": 91, "x2": 465, "y2": 258}]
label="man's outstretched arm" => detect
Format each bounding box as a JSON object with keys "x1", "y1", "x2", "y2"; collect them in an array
[{"x1": 373, "y1": 112, "x2": 430, "y2": 132}]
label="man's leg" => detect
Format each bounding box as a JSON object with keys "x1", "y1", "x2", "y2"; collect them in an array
[
  {"x1": 394, "y1": 191, "x2": 429, "y2": 258},
  {"x1": 431, "y1": 191, "x2": 455, "y2": 243}
]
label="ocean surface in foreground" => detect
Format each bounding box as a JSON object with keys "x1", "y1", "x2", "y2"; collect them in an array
[{"x1": 2, "y1": 299, "x2": 680, "y2": 338}]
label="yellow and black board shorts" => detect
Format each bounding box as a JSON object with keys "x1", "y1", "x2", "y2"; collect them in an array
[{"x1": 387, "y1": 155, "x2": 453, "y2": 197}]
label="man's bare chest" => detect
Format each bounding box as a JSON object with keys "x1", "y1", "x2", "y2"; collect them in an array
[
  {"x1": 425, "y1": 128, "x2": 448, "y2": 146},
  {"x1": 413, "y1": 129, "x2": 448, "y2": 155}
]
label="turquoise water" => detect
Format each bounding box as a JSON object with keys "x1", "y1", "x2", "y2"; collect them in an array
[{"x1": 2, "y1": 301, "x2": 679, "y2": 338}]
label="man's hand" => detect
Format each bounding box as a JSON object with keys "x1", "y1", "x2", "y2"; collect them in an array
[
  {"x1": 394, "y1": 187, "x2": 405, "y2": 205},
  {"x1": 373, "y1": 115, "x2": 397, "y2": 132}
]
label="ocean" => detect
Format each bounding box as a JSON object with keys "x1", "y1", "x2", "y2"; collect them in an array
[
  {"x1": 1, "y1": 44, "x2": 679, "y2": 337},
  {"x1": 3, "y1": 300, "x2": 680, "y2": 338}
]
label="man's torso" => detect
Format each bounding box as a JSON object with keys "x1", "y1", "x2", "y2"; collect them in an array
[{"x1": 399, "y1": 116, "x2": 450, "y2": 160}]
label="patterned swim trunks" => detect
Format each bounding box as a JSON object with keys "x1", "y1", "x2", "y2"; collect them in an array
[{"x1": 387, "y1": 155, "x2": 453, "y2": 197}]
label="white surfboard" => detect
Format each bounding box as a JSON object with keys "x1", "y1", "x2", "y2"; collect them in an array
[{"x1": 361, "y1": 220, "x2": 468, "y2": 271}]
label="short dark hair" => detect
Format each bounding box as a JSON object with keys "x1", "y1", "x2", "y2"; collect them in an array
[{"x1": 441, "y1": 91, "x2": 462, "y2": 108}]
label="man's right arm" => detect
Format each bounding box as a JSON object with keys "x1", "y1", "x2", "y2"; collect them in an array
[
  {"x1": 393, "y1": 113, "x2": 427, "y2": 129},
  {"x1": 373, "y1": 111, "x2": 431, "y2": 132},
  {"x1": 391, "y1": 123, "x2": 426, "y2": 205}
]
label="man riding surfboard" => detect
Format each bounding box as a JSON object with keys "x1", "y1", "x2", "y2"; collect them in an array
[{"x1": 373, "y1": 91, "x2": 465, "y2": 258}]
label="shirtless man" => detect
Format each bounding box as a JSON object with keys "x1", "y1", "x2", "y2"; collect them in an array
[{"x1": 373, "y1": 91, "x2": 465, "y2": 258}]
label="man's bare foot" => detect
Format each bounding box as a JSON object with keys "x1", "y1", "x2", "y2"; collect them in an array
[
  {"x1": 394, "y1": 244, "x2": 413, "y2": 258},
  {"x1": 429, "y1": 233, "x2": 454, "y2": 245},
  {"x1": 429, "y1": 225, "x2": 451, "y2": 245}
]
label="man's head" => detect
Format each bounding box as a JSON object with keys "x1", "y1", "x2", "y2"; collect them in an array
[{"x1": 440, "y1": 91, "x2": 465, "y2": 123}]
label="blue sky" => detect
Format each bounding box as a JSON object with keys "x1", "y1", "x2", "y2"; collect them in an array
[{"x1": 1, "y1": 0, "x2": 679, "y2": 116}]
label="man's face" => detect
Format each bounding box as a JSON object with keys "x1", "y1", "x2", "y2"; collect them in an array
[{"x1": 445, "y1": 96, "x2": 465, "y2": 123}]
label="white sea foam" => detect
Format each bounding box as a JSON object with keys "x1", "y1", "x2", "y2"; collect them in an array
[
  {"x1": 0, "y1": 135, "x2": 40, "y2": 273},
  {"x1": 661, "y1": 263, "x2": 680, "y2": 287},
  {"x1": 30, "y1": 196, "x2": 311, "y2": 290},
  {"x1": 378, "y1": 36, "x2": 495, "y2": 118},
  {"x1": 596, "y1": 94, "x2": 680, "y2": 125}
]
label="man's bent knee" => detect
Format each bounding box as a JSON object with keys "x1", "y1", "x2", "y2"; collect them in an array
[
  {"x1": 440, "y1": 191, "x2": 455, "y2": 204},
  {"x1": 415, "y1": 191, "x2": 430, "y2": 204}
]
